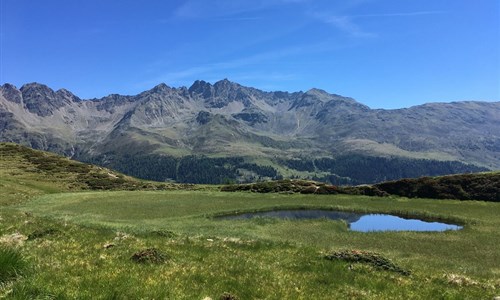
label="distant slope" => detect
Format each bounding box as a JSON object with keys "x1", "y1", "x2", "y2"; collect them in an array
[
  {"x1": 1, "y1": 80, "x2": 499, "y2": 184},
  {"x1": 373, "y1": 172, "x2": 500, "y2": 202},
  {"x1": 0, "y1": 143, "x2": 183, "y2": 205},
  {"x1": 222, "y1": 172, "x2": 500, "y2": 202}
]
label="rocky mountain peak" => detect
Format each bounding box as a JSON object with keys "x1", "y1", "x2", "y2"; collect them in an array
[
  {"x1": 20, "y1": 82, "x2": 54, "y2": 95},
  {"x1": 304, "y1": 88, "x2": 353, "y2": 103},
  {"x1": 1, "y1": 83, "x2": 17, "y2": 90},
  {"x1": 305, "y1": 88, "x2": 329, "y2": 97},
  {"x1": 1, "y1": 83, "x2": 23, "y2": 104},
  {"x1": 213, "y1": 78, "x2": 234, "y2": 88},
  {"x1": 213, "y1": 79, "x2": 245, "y2": 94},
  {"x1": 150, "y1": 83, "x2": 171, "y2": 94},
  {"x1": 189, "y1": 80, "x2": 213, "y2": 98},
  {"x1": 290, "y1": 88, "x2": 329, "y2": 110},
  {"x1": 188, "y1": 79, "x2": 250, "y2": 108},
  {"x1": 14, "y1": 83, "x2": 82, "y2": 116},
  {"x1": 56, "y1": 88, "x2": 81, "y2": 102},
  {"x1": 19, "y1": 83, "x2": 62, "y2": 116}
]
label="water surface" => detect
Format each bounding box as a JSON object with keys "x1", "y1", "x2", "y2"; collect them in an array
[{"x1": 218, "y1": 209, "x2": 462, "y2": 232}]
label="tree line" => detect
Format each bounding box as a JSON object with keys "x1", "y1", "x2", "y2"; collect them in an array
[
  {"x1": 85, "y1": 152, "x2": 487, "y2": 185},
  {"x1": 87, "y1": 154, "x2": 280, "y2": 184}
]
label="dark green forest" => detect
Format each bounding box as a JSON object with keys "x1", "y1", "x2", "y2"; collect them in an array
[
  {"x1": 311, "y1": 155, "x2": 486, "y2": 185},
  {"x1": 87, "y1": 154, "x2": 280, "y2": 184},
  {"x1": 85, "y1": 152, "x2": 486, "y2": 185}
]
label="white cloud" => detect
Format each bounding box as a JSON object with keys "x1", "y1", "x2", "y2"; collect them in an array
[
  {"x1": 138, "y1": 40, "x2": 341, "y2": 89},
  {"x1": 174, "y1": 0, "x2": 265, "y2": 19},
  {"x1": 310, "y1": 10, "x2": 445, "y2": 38},
  {"x1": 312, "y1": 12, "x2": 377, "y2": 38},
  {"x1": 352, "y1": 11, "x2": 446, "y2": 18},
  {"x1": 173, "y1": 0, "x2": 309, "y2": 20}
]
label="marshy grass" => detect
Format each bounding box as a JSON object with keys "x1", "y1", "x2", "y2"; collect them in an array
[{"x1": 0, "y1": 188, "x2": 497, "y2": 298}]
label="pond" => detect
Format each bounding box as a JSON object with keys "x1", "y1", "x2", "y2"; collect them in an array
[{"x1": 217, "y1": 209, "x2": 462, "y2": 232}]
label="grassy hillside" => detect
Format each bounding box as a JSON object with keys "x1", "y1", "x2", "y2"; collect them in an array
[
  {"x1": 1, "y1": 143, "x2": 499, "y2": 299},
  {"x1": 0, "y1": 143, "x2": 207, "y2": 205},
  {"x1": 373, "y1": 172, "x2": 500, "y2": 202}
]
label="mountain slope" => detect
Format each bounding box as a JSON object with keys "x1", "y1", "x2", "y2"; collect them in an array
[
  {"x1": 1, "y1": 80, "x2": 498, "y2": 184},
  {"x1": 0, "y1": 143, "x2": 177, "y2": 205}
]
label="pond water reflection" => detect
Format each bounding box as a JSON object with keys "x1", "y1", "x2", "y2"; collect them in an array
[{"x1": 217, "y1": 209, "x2": 462, "y2": 232}]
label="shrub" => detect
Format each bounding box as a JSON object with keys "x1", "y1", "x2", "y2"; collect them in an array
[{"x1": 316, "y1": 185, "x2": 340, "y2": 194}]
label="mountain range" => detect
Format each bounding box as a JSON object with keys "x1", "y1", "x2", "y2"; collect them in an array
[{"x1": 1, "y1": 79, "x2": 499, "y2": 184}]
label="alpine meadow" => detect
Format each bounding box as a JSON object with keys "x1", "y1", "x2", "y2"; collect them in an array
[{"x1": 1, "y1": 0, "x2": 499, "y2": 299}]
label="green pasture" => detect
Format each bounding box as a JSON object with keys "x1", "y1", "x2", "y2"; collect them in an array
[{"x1": 1, "y1": 190, "x2": 497, "y2": 299}]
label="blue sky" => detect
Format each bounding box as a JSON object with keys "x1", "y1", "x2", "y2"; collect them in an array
[{"x1": 1, "y1": 0, "x2": 499, "y2": 108}]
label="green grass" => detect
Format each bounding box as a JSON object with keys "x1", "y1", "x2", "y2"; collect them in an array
[
  {"x1": 0, "y1": 247, "x2": 28, "y2": 285},
  {"x1": 1, "y1": 190, "x2": 497, "y2": 299}
]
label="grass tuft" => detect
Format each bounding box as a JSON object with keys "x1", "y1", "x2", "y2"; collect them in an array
[
  {"x1": 325, "y1": 249, "x2": 411, "y2": 276},
  {"x1": 130, "y1": 248, "x2": 168, "y2": 264},
  {"x1": 0, "y1": 247, "x2": 28, "y2": 284},
  {"x1": 220, "y1": 292, "x2": 239, "y2": 300},
  {"x1": 27, "y1": 228, "x2": 59, "y2": 240},
  {"x1": 151, "y1": 230, "x2": 177, "y2": 238}
]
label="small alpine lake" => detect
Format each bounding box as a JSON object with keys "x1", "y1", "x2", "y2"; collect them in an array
[{"x1": 216, "y1": 209, "x2": 463, "y2": 232}]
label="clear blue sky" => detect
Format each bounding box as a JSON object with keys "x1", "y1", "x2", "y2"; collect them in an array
[{"x1": 1, "y1": 0, "x2": 499, "y2": 108}]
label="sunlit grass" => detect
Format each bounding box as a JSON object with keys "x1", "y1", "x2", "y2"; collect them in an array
[{"x1": 0, "y1": 190, "x2": 497, "y2": 298}]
